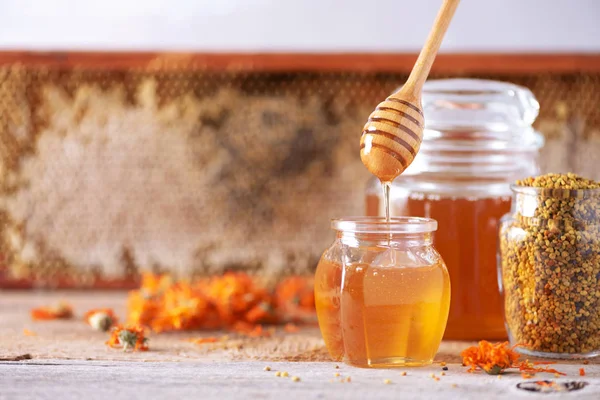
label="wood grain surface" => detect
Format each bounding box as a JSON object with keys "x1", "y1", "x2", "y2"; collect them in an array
[
  {"x1": 1, "y1": 291, "x2": 599, "y2": 399},
  {"x1": 1, "y1": 291, "x2": 598, "y2": 365},
  {"x1": 0, "y1": 360, "x2": 599, "y2": 400},
  {"x1": 0, "y1": 52, "x2": 599, "y2": 73}
]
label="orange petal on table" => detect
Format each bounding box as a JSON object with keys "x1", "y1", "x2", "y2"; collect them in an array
[
  {"x1": 284, "y1": 323, "x2": 300, "y2": 333},
  {"x1": 106, "y1": 325, "x2": 149, "y2": 352},
  {"x1": 23, "y1": 328, "x2": 37, "y2": 336},
  {"x1": 185, "y1": 337, "x2": 221, "y2": 344},
  {"x1": 30, "y1": 303, "x2": 73, "y2": 321},
  {"x1": 232, "y1": 322, "x2": 272, "y2": 338}
]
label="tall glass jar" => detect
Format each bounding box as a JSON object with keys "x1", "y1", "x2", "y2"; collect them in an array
[
  {"x1": 315, "y1": 217, "x2": 450, "y2": 367},
  {"x1": 499, "y1": 184, "x2": 600, "y2": 358},
  {"x1": 365, "y1": 79, "x2": 544, "y2": 340}
]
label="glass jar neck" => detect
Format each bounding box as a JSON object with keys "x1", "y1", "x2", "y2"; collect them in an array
[
  {"x1": 337, "y1": 231, "x2": 433, "y2": 247},
  {"x1": 511, "y1": 186, "x2": 600, "y2": 219},
  {"x1": 331, "y1": 217, "x2": 437, "y2": 247},
  {"x1": 402, "y1": 128, "x2": 542, "y2": 181},
  {"x1": 386, "y1": 79, "x2": 544, "y2": 196}
]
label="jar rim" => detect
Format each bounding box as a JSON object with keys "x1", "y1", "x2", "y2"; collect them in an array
[
  {"x1": 511, "y1": 184, "x2": 600, "y2": 198},
  {"x1": 331, "y1": 217, "x2": 437, "y2": 233}
]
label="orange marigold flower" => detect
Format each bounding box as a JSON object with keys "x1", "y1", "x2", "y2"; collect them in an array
[
  {"x1": 461, "y1": 341, "x2": 566, "y2": 376},
  {"x1": 206, "y1": 272, "x2": 270, "y2": 325},
  {"x1": 106, "y1": 325, "x2": 149, "y2": 352},
  {"x1": 140, "y1": 273, "x2": 173, "y2": 297},
  {"x1": 274, "y1": 276, "x2": 315, "y2": 310},
  {"x1": 461, "y1": 341, "x2": 520, "y2": 375},
  {"x1": 127, "y1": 289, "x2": 161, "y2": 327},
  {"x1": 84, "y1": 308, "x2": 118, "y2": 332},
  {"x1": 245, "y1": 301, "x2": 277, "y2": 324},
  {"x1": 125, "y1": 272, "x2": 316, "y2": 333},
  {"x1": 31, "y1": 302, "x2": 73, "y2": 321},
  {"x1": 150, "y1": 282, "x2": 209, "y2": 332}
]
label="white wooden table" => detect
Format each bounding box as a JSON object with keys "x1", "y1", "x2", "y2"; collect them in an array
[
  {"x1": 1, "y1": 360, "x2": 599, "y2": 400},
  {"x1": 1, "y1": 291, "x2": 599, "y2": 399}
]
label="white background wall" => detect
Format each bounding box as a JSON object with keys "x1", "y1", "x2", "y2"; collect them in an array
[{"x1": 0, "y1": 0, "x2": 598, "y2": 52}]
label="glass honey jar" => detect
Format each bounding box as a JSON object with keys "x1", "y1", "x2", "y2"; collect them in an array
[
  {"x1": 315, "y1": 217, "x2": 450, "y2": 367},
  {"x1": 366, "y1": 79, "x2": 544, "y2": 340}
]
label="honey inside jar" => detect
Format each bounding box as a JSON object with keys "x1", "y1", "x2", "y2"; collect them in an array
[
  {"x1": 315, "y1": 217, "x2": 450, "y2": 367},
  {"x1": 343, "y1": 262, "x2": 450, "y2": 367},
  {"x1": 314, "y1": 258, "x2": 344, "y2": 361},
  {"x1": 316, "y1": 259, "x2": 450, "y2": 367}
]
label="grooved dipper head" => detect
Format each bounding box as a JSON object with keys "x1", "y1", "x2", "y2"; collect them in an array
[{"x1": 360, "y1": 94, "x2": 424, "y2": 182}]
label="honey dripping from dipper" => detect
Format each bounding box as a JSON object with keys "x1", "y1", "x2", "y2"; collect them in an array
[
  {"x1": 314, "y1": 0, "x2": 458, "y2": 368},
  {"x1": 382, "y1": 181, "x2": 392, "y2": 222},
  {"x1": 360, "y1": 93, "x2": 425, "y2": 222},
  {"x1": 360, "y1": 0, "x2": 460, "y2": 217}
]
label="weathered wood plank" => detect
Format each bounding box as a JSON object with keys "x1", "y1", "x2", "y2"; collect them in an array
[
  {"x1": 0, "y1": 360, "x2": 599, "y2": 400},
  {"x1": 0, "y1": 52, "x2": 599, "y2": 73},
  {"x1": 1, "y1": 292, "x2": 600, "y2": 399}
]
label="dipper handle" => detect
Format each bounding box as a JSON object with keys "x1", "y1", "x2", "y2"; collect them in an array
[
  {"x1": 401, "y1": 0, "x2": 461, "y2": 97},
  {"x1": 360, "y1": 0, "x2": 460, "y2": 182}
]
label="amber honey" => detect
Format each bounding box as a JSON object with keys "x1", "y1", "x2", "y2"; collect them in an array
[
  {"x1": 315, "y1": 257, "x2": 450, "y2": 367},
  {"x1": 314, "y1": 258, "x2": 344, "y2": 361},
  {"x1": 367, "y1": 193, "x2": 510, "y2": 340}
]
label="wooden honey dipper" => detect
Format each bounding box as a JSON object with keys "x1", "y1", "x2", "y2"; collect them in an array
[{"x1": 360, "y1": 0, "x2": 460, "y2": 182}]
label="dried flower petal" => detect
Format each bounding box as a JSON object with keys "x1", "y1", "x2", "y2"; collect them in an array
[
  {"x1": 284, "y1": 323, "x2": 300, "y2": 333},
  {"x1": 126, "y1": 272, "x2": 316, "y2": 333},
  {"x1": 31, "y1": 302, "x2": 73, "y2": 321},
  {"x1": 274, "y1": 276, "x2": 315, "y2": 321},
  {"x1": 186, "y1": 337, "x2": 220, "y2": 345},
  {"x1": 461, "y1": 341, "x2": 565, "y2": 377},
  {"x1": 23, "y1": 328, "x2": 36, "y2": 336},
  {"x1": 461, "y1": 341, "x2": 519, "y2": 374},
  {"x1": 232, "y1": 322, "x2": 271, "y2": 338},
  {"x1": 106, "y1": 325, "x2": 149, "y2": 351}
]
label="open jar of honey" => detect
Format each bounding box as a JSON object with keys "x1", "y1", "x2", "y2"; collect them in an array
[
  {"x1": 366, "y1": 79, "x2": 544, "y2": 340},
  {"x1": 315, "y1": 217, "x2": 450, "y2": 367}
]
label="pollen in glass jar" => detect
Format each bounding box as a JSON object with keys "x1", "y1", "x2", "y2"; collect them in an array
[{"x1": 315, "y1": 217, "x2": 450, "y2": 367}]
